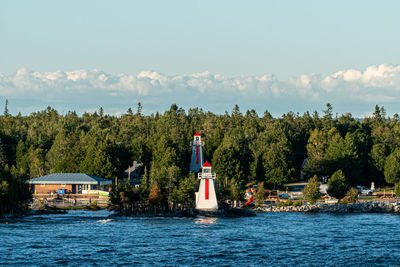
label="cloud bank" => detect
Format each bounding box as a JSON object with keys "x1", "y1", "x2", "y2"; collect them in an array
[{"x1": 1, "y1": 64, "x2": 400, "y2": 116}]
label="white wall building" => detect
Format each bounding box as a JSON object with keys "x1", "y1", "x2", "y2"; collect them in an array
[{"x1": 196, "y1": 161, "x2": 218, "y2": 211}]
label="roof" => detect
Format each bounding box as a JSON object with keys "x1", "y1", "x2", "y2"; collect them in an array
[
  {"x1": 194, "y1": 132, "x2": 201, "y2": 137},
  {"x1": 124, "y1": 161, "x2": 143, "y2": 173},
  {"x1": 202, "y1": 161, "x2": 212, "y2": 168},
  {"x1": 28, "y1": 173, "x2": 112, "y2": 185},
  {"x1": 283, "y1": 182, "x2": 308, "y2": 187}
]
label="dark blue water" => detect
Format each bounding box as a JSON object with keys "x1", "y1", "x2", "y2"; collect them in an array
[{"x1": 1, "y1": 210, "x2": 400, "y2": 266}]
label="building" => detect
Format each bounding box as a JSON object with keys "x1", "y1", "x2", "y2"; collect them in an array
[
  {"x1": 190, "y1": 132, "x2": 204, "y2": 173},
  {"x1": 28, "y1": 173, "x2": 112, "y2": 194},
  {"x1": 124, "y1": 161, "x2": 144, "y2": 186},
  {"x1": 195, "y1": 161, "x2": 218, "y2": 211}
]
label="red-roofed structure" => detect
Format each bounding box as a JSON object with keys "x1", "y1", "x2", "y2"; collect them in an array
[
  {"x1": 194, "y1": 132, "x2": 201, "y2": 136},
  {"x1": 202, "y1": 161, "x2": 212, "y2": 168}
]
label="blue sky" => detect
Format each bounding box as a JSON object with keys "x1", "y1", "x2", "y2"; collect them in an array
[{"x1": 1, "y1": 1, "x2": 400, "y2": 116}]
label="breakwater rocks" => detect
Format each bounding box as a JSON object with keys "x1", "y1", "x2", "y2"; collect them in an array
[
  {"x1": 255, "y1": 201, "x2": 400, "y2": 213},
  {"x1": 196, "y1": 207, "x2": 256, "y2": 217}
]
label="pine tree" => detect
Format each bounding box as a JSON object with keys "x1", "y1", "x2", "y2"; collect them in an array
[
  {"x1": 4, "y1": 99, "x2": 9, "y2": 116},
  {"x1": 148, "y1": 182, "x2": 163, "y2": 205},
  {"x1": 384, "y1": 149, "x2": 400, "y2": 185},
  {"x1": 327, "y1": 170, "x2": 349, "y2": 199},
  {"x1": 136, "y1": 102, "x2": 143, "y2": 116},
  {"x1": 254, "y1": 182, "x2": 265, "y2": 204},
  {"x1": 303, "y1": 175, "x2": 320, "y2": 204}
]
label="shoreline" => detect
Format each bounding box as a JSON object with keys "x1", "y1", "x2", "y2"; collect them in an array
[
  {"x1": 254, "y1": 201, "x2": 400, "y2": 213},
  {"x1": 4, "y1": 201, "x2": 400, "y2": 221},
  {"x1": 111, "y1": 207, "x2": 256, "y2": 218}
]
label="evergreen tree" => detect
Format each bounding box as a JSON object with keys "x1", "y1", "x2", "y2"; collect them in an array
[
  {"x1": 327, "y1": 170, "x2": 349, "y2": 199},
  {"x1": 254, "y1": 182, "x2": 265, "y2": 204},
  {"x1": 384, "y1": 149, "x2": 400, "y2": 185},
  {"x1": 341, "y1": 188, "x2": 358, "y2": 204},
  {"x1": 4, "y1": 99, "x2": 9, "y2": 116},
  {"x1": 136, "y1": 102, "x2": 143, "y2": 116},
  {"x1": 148, "y1": 182, "x2": 163, "y2": 206},
  {"x1": 395, "y1": 183, "x2": 400, "y2": 197},
  {"x1": 323, "y1": 103, "x2": 333, "y2": 120},
  {"x1": 302, "y1": 175, "x2": 320, "y2": 204},
  {"x1": 172, "y1": 173, "x2": 197, "y2": 207}
]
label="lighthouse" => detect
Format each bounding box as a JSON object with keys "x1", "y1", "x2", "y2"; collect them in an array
[
  {"x1": 196, "y1": 161, "x2": 218, "y2": 211},
  {"x1": 190, "y1": 132, "x2": 204, "y2": 173}
]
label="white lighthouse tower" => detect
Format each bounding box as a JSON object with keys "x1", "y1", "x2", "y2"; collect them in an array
[
  {"x1": 190, "y1": 132, "x2": 204, "y2": 173},
  {"x1": 196, "y1": 161, "x2": 218, "y2": 211}
]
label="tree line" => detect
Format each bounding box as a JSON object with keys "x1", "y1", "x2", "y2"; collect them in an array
[{"x1": 1, "y1": 102, "x2": 400, "y2": 211}]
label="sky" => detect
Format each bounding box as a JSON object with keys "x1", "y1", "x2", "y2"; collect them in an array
[{"x1": 1, "y1": 0, "x2": 400, "y2": 117}]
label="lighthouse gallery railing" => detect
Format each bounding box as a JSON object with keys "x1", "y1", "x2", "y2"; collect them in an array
[{"x1": 198, "y1": 173, "x2": 216, "y2": 179}]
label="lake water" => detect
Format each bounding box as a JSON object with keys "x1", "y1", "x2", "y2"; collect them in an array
[{"x1": 1, "y1": 210, "x2": 400, "y2": 266}]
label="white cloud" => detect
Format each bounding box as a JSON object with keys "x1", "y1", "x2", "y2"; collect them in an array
[{"x1": 1, "y1": 64, "x2": 400, "y2": 116}]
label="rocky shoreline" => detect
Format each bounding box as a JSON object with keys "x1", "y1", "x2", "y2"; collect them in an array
[{"x1": 254, "y1": 201, "x2": 400, "y2": 213}]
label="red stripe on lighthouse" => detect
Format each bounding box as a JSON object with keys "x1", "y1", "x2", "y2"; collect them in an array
[
  {"x1": 205, "y1": 179, "x2": 209, "y2": 200},
  {"x1": 196, "y1": 146, "x2": 199, "y2": 164}
]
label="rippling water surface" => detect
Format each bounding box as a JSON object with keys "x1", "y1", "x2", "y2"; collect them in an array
[{"x1": 1, "y1": 210, "x2": 400, "y2": 266}]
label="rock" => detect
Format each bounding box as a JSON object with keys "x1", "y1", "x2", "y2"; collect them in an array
[{"x1": 253, "y1": 201, "x2": 400, "y2": 214}]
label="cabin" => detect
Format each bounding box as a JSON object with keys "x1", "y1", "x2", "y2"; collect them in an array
[
  {"x1": 28, "y1": 173, "x2": 112, "y2": 194},
  {"x1": 124, "y1": 161, "x2": 144, "y2": 186}
]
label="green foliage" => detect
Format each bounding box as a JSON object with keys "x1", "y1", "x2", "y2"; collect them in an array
[
  {"x1": 4, "y1": 99, "x2": 9, "y2": 116},
  {"x1": 384, "y1": 149, "x2": 400, "y2": 185},
  {"x1": 172, "y1": 173, "x2": 198, "y2": 207},
  {"x1": 293, "y1": 200, "x2": 302, "y2": 207},
  {"x1": 395, "y1": 183, "x2": 400, "y2": 197},
  {"x1": 1, "y1": 104, "x2": 400, "y2": 210},
  {"x1": 302, "y1": 175, "x2": 321, "y2": 204},
  {"x1": 254, "y1": 182, "x2": 265, "y2": 204},
  {"x1": 327, "y1": 170, "x2": 350, "y2": 199},
  {"x1": 277, "y1": 198, "x2": 293, "y2": 207},
  {"x1": 341, "y1": 188, "x2": 359, "y2": 204},
  {"x1": 304, "y1": 127, "x2": 366, "y2": 184},
  {"x1": 0, "y1": 165, "x2": 32, "y2": 214},
  {"x1": 228, "y1": 179, "x2": 244, "y2": 201}
]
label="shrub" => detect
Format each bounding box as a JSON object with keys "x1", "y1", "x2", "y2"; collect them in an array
[
  {"x1": 254, "y1": 182, "x2": 265, "y2": 204},
  {"x1": 284, "y1": 198, "x2": 293, "y2": 206},
  {"x1": 341, "y1": 188, "x2": 358, "y2": 204},
  {"x1": 395, "y1": 184, "x2": 400, "y2": 197},
  {"x1": 277, "y1": 198, "x2": 293, "y2": 207},
  {"x1": 303, "y1": 175, "x2": 321, "y2": 204},
  {"x1": 293, "y1": 200, "x2": 302, "y2": 207},
  {"x1": 90, "y1": 200, "x2": 100, "y2": 210},
  {"x1": 327, "y1": 170, "x2": 349, "y2": 200}
]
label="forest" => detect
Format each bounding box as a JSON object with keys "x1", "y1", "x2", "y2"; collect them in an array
[{"x1": 1, "y1": 102, "x2": 400, "y2": 212}]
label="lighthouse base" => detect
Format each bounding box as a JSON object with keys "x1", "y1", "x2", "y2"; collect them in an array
[
  {"x1": 195, "y1": 179, "x2": 218, "y2": 211},
  {"x1": 196, "y1": 208, "x2": 218, "y2": 212}
]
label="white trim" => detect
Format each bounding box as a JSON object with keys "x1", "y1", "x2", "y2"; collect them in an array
[{"x1": 29, "y1": 181, "x2": 112, "y2": 185}]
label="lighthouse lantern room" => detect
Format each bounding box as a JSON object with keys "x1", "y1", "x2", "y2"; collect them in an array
[
  {"x1": 196, "y1": 161, "x2": 218, "y2": 211},
  {"x1": 190, "y1": 132, "x2": 204, "y2": 173}
]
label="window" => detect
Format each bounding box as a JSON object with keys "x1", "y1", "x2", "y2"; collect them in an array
[{"x1": 196, "y1": 137, "x2": 199, "y2": 141}]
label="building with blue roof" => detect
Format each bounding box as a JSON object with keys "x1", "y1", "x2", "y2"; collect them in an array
[{"x1": 28, "y1": 173, "x2": 112, "y2": 194}]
